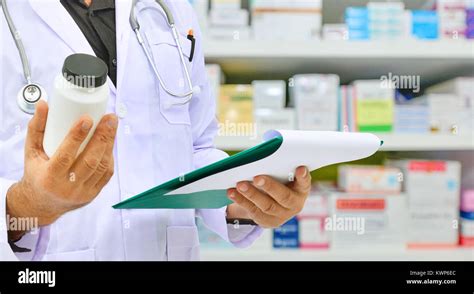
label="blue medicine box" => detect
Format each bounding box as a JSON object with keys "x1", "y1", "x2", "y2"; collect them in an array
[
  {"x1": 345, "y1": 7, "x2": 369, "y2": 19},
  {"x1": 412, "y1": 10, "x2": 439, "y2": 39},
  {"x1": 345, "y1": 7, "x2": 370, "y2": 40},
  {"x1": 273, "y1": 217, "x2": 299, "y2": 248}
]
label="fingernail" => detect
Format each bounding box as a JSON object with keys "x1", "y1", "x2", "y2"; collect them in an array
[
  {"x1": 254, "y1": 177, "x2": 265, "y2": 187},
  {"x1": 300, "y1": 167, "x2": 308, "y2": 177},
  {"x1": 238, "y1": 183, "x2": 248, "y2": 192},
  {"x1": 82, "y1": 120, "x2": 92, "y2": 131},
  {"x1": 228, "y1": 191, "x2": 235, "y2": 199},
  {"x1": 107, "y1": 116, "x2": 118, "y2": 129}
]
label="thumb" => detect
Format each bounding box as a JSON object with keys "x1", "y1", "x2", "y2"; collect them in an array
[
  {"x1": 25, "y1": 100, "x2": 49, "y2": 158},
  {"x1": 290, "y1": 166, "x2": 311, "y2": 196}
]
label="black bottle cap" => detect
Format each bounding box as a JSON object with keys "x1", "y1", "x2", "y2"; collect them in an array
[{"x1": 62, "y1": 53, "x2": 108, "y2": 88}]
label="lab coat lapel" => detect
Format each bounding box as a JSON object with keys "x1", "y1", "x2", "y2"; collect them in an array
[
  {"x1": 115, "y1": 0, "x2": 133, "y2": 92},
  {"x1": 28, "y1": 0, "x2": 95, "y2": 56}
]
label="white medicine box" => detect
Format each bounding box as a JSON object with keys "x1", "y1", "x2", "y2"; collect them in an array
[{"x1": 252, "y1": 80, "x2": 287, "y2": 110}]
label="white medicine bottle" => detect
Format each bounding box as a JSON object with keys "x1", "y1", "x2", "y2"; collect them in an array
[{"x1": 43, "y1": 53, "x2": 109, "y2": 158}]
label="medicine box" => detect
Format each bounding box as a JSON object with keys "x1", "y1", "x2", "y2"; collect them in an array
[
  {"x1": 345, "y1": 7, "x2": 370, "y2": 40},
  {"x1": 252, "y1": 80, "x2": 286, "y2": 109},
  {"x1": 209, "y1": 8, "x2": 249, "y2": 27},
  {"x1": 460, "y1": 217, "x2": 474, "y2": 247},
  {"x1": 388, "y1": 159, "x2": 461, "y2": 247},
  {"x1": 205, "y1": 64, "x2": 225, "y2": 101},
  {"x1": 291, "y1": 74, "x2": 340, "y2": 131},
  {"x1": 352, "y1": 80, "x2": 395, "y2": 132},
  {"x1": 211, "y1": 0, "x2": 241, "y2": 10},
  {"x1": 411, "y1": 10, "x2": 439, "y2": 39},
  {"x1": 368, "y1": 2, "x2": 405, "y2": 40},
  {"x1": 461, "y1": 190, "x2": 474, "y2": 212},
  {"x1": 323, "y1": 24, "x2": 348, "y2": 40},
  {"x1": 273, "y1": 217, "x2": 299, "y2": 248},
  {"x1": 208, "y1": 2, "x2": 250, "y2": 41},
  {"x1": 460, "y1": 190, "x2": 474, "y2": 247},
  {"x1": 418, "y1": 94, "x2": 471, "y2": 134},
  {"x1": 208, "y1": 26, "x2": 251, "y2": 40},
  {"x1": 218, "y1": 85, "x2": 254, "y2": 125},
  {"x1": 339, "y1": 85, "x2": 357, "y2": 132},
  {"x1": 394, "y1": 104, "x2": 430, "y2": 134},
  {"x1": 298, "y1": 193, "x2": 329, "y2": 249},
  {"x1": 437, "y1": 0, "x2": 467, "y2": 39},
  {"x1": 338, "y1": 165, "x2": 402, "y2": 194},
  {"x1": 251, "y1": 0, "x2": 322, "y2": 41},
  {"x1": 467, "y1": 9, "x2": 474, "y2": 38},
  {"x1": 426, "y1": 77, "x2": 474, "y2": 109},
  {"x1": 327, "y1": 193, "x2": 407, "y2": 250},
  {"x1": 254, "y1": 108, "x2": 296, "y2": 139},
  {"x1": 389, "y1": 159, "x2": 461, "y2": 206}
]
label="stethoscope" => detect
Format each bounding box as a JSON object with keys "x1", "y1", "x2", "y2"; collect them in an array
[
  {"x1": 130, "y1": 0, "x2": 199, "y2": 107},
  {"x1": 1, "y1": 0, "x2": 197, "y2": 115},
  {"x1": 1, "y1": 0, "x2": 46, "y2": 114}
]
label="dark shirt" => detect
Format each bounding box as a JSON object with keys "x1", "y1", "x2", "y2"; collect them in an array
[{"x1": 60, "y1": 0, "x2": 117, "y2": 86}]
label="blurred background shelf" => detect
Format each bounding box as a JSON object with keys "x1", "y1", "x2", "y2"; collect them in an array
[
  {"x1": 204, "y1": 40, "x2": 474, "y2": 84},
  {"x1": 201, "y1": 248, "x2": 474, "y2": 261},
  {"x1": 196, "y1": 0, "x2": 474, "y2": 259},
  {"x1": 215, "y1": 133, "x2": 474, "y2": 151},
  {"x1": 205, "y1": 39, "x2": 474, "y2": 59}
]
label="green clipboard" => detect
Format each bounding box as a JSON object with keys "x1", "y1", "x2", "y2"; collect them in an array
[{"x1": 113, "y1": 136, "x2": 284, "y2": 209}]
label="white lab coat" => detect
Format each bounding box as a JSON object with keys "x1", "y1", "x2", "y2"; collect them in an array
[{"x1": 0, "y1": 0, "x2": 262, "y2": 261}]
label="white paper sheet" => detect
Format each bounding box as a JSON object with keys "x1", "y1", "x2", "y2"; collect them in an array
[{"x1": 167, "y1": 130, "x2": 381, "y2": 195}]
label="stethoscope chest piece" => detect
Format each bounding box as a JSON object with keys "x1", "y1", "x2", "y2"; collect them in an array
[{"x1": 17, "y1": 83, "x2": 47, "y2": 114}]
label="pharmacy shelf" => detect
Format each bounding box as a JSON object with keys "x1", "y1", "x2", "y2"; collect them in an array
[
  {"x1": 214, "y1": 133, "x2": 474, "y2": 151},
  {"x1": 201, "y1": 248, "x2": 474, "y2": 261},
  {"x1": 204, "y1": 39, "x2": 474, "y2": 59},
  {"x1": 203, "y1": 39, "x2": 474, "y2": 84}
]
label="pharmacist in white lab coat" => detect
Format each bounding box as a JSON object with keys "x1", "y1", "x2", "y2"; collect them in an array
[{"x1": 0, "y1": 0, "x2": 311, "y2": 261}]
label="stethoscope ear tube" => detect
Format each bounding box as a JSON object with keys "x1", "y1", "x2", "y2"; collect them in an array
[
  {"x1": 129, "y1": 0, "x2": 140, "y2": 31},
  {"x1": 156, "y1": 0, "x2": 175, "y2": 26},
  {"x1": 1, "y1": 0, "x2": 32, "y2": 84},
  {"x1": 130, "y1": 0, "x2": 175, "y2": 29}
]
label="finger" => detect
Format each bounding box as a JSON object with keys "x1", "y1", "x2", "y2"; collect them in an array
[
  {"x1": 227, "y1": 189, "x2": 280, "y2": 227},
  {"x1": 235, "y1": 181, "x2": 287, "y2": 216},
  {"x1": 82, "y1": 112, "x2": 117, "y2": 185},
  {"x1": 74, "y1": 156, "x2": 114, "y2": 206},
  {"x1": 84, "y1": 155, "x2": 114, "y2": 189},
  {"x1": 93, "y1": 158, "x2": 114, "y2": 190},
  {"x1": 252, "y1": 176, "x2": 297, "y2": 209},
  {"x1": 48, "y1": 115, "x2": 93, "y2": 174},
  {"x1": 70, "y1": 114, "x2": 118, "y2": 181},
  {"x1": 289, "y1": 166, "x2": 312, "y2": 196},
  {"x1": 85, "y1": 124, "x2": 116, "y2": 185},
  {"x1": 25, "y1": 100, "x2": 49, "y2": 158}
]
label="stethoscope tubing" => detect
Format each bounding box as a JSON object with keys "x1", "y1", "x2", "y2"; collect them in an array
[
  {"x1": 130, "y1": 0, "x2": 195, "y2": 104},
  {"x1": 1, "y1": 0, "x2": 32, "y2": 84}
]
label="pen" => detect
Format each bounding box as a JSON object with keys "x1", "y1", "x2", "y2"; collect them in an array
[{"x1": 187, "y1": 29, "x2": 196, "y2": 62}]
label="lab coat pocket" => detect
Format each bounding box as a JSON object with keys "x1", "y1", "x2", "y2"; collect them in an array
[
  {"x1": 145, "y1": 28, "x2": 193, "y2": 125},
  {"x1": 166, "y1": 226, "x2": 200, "y2": 261},
  {"x1": 42, "y1": 248, "x2": 96, "y2": 261}
]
